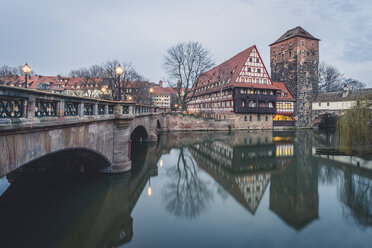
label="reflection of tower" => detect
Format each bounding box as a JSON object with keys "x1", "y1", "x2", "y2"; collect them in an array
[{"x1": 270, "y1": 132, "x2": 319, "y2": 230}]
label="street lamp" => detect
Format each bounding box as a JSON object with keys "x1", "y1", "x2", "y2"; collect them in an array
[
  {"x1": 128, "y1": 95, "x2": 133, "y2": 101},
  {"x1": 115, "y1": 65, "x2": 124, "y2": 101},
  {"x1": 22, "y1": 63, "x2": 31, "y2": 88}
]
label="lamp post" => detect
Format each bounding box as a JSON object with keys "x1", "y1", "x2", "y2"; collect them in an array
[
  {"x1": 22, "y1": 63, "x2": 31, "y2": 88},
  {"x1": 149, "y1": 87, "x2": 154, "y2": 105},
  {"x1": 115, "y1": 65, "x2": 124, "y2": 101}
]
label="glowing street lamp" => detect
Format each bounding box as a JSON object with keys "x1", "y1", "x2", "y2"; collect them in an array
[
  {"x1": 149, "y1": 87, "x2": 154, "y2": 93},
  {"x1": 115, "y1": 65, "x2": 124, "y2": 101},
  {"x1": 147, "y1": 178, "x2": 152, "y2": 197},
  {"x1": 128, "y1": 95, "x2": 133, "y2": 101},
  {"x1": 22, "y1": 63, "x2": 31, "y2": 88}
]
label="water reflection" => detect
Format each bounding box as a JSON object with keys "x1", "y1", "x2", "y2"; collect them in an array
[
  {"x1": 0, "y1": 142, "x2": 159, "y2": 248},
  {"x1": 1, "y1": 130, "x2": 372, "y2": 247},
  {"x1": 162, "y1": 147, "x2": 213, "y2": 219}
]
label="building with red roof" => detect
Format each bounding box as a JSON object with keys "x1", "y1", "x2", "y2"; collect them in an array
[
  {"x1": 188, "y1": 45, "x2": 294, "y2": 128},
  {"x1": 272, "y1": 82, "x2": 296, "y2": 126}
]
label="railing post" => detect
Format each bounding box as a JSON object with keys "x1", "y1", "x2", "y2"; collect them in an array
[
  {"x1": 78, "y1": 102, "x2": 84, "y2": 117},
  {"x1": 93, "y1": 103, "x2": 98, "y2": 116},
  {"x1": 129, "y1": 105, "x2": 134, "y2": 115},
  {"x1": 104, "y1": 104, "x2": 109, "y2": 115},
  {"x1": 25, "y1": 95, "x2": 36, "y2": 118},
  {"x1": 57, "y1": 99, "x2": 65, "y2": 117},
  {"x1": 114, "y1": 103, "x2": 122, "y2": 115}
]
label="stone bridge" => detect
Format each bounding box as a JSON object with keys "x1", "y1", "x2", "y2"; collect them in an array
[
  {"x1": 311, "y1": 109, "x2": 343, "y2": 128},
  {"x1": 0, "y1": 86, "x2": 167, "y2": 177}
]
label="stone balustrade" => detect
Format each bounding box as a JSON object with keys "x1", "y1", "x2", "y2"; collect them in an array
[{"x1": 0, "y1": 85, "x2": 163, "y2": 131}]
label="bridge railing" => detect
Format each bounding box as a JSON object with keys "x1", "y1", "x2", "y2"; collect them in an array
[{"x1": 0, "y1": 86, "x2": 163, "y2": 120}]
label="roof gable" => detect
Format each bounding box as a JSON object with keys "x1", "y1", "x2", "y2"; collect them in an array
[{"x1": 270, "y1": 26, "x2": 320, "y2": 46}]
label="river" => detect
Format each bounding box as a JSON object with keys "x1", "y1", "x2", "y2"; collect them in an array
[{"x1": 0, "y1": 130, "x2": 372, "y2": 248}]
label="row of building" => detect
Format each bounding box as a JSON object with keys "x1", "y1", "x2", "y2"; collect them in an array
[{"x1": 0, "y1": 74, "x2": 178, "y2": 108}]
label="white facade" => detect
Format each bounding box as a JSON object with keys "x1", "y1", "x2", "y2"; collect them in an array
[
  {"x1": 152, "y1": 95, "x2": 170, "y2": 108},
  {"x1": 312, "y1": 100, "x2": 355, "y2": 111}
]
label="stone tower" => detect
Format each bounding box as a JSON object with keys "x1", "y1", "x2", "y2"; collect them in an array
[{"x1": 270, "y1": 26, "x2": 320, "y2": 127}]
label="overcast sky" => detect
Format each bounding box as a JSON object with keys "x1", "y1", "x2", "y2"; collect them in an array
[{"x1": 1, "y1": 0, "x2": 371, "y2": 86}]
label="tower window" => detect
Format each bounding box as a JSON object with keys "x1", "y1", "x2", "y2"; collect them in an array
[
  {"x1": 244, "y1": 116, "x2": 247, "y2": 121},
  {"x1": 257, "y1": 114, "x2": 261, "y2": 121},
  {"x1": 281, "y1": 45, "x2": 284, "y2": 50},
  {"x1": 289, "y1": 42, "x2": 292, "y2": 47},
  {"x1": 301, "y1": 40, "x2": 304, "y2": 46},
  {"x1": 273, "y1": 48, "x2": 276, "y2": 53},
  {"x1": 249, "y1": 115, "x2": 252, "y2": 121},
  {"x1": 265, "y1": 116, "x2": 268, "y2": 121}
]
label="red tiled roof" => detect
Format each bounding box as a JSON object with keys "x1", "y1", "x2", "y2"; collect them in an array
[
  {"x1": 151, "y1": 86, "x2": 177, "y2": 95},
  {"x1": 194, "y1": 45, "x2": 278, "y2": 96},
  {"x1": 272, "y1": 82, "x2": 295, "y2": 101}
]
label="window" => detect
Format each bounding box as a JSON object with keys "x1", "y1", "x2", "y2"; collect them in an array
[
  {"x1": 289, "y1": 42, "x2": 292, "y2": 47},
  {"x1": 249, "y1": 115, "x2": 252, "y2": 121},
  {"x1": 281, "y1": 45, "x2": 284, "y2": 50},
  {"x1": 265, "y1": 116, "x2": 268, "y2": 121},
  {"x1": 257, "y1": 69, "x2": 261, "y2": 73},
  {"x1": 244, "y1": 116, "x2": 247, "y2": 121},
  {"x1": 327, "y1": 102, "x2": 330, "y2": 106},
  {"x1": 249, "y1": 58, "x2": 252, "y2": 62},
  {"x1": 273, "y1": 48, "x2": 276, "y2": 53},
  {"x1": 301, "y1": 40, "x2": 304, "y2": 46},
  {"x1": 256, "y1": 79, "x2": 260, "y2": 84},
  {"x1": 248, "y1": 68, "x2": 251, "y2": 72},
  {"x1": 319, "y1": 102, "x2": 321, "y2": 106},
  {"x1": 249, "y1": 78, "x2": 252, "y2": 83},
  {"x1": 256, "y1": 58, "x2": 259, "y2": 63},
  {"x1": 257, "y1": 114, "x2": 261, "y2": 121}
]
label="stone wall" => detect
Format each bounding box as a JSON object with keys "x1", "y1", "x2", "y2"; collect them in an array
[{"x1": 163, "y1": 113, "x2": 273, "y2": 131}]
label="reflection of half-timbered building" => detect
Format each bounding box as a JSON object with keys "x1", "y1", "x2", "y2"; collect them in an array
[
  {"x1": 188, "y1": 132, "x2": 294, "y2": 214},
  {"x1": 188, "y1": 45, "x2": 295, "y2": 129}
]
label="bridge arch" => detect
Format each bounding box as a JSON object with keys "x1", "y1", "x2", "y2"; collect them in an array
[
  {"x1": 312, "y1": 112, "x2": 341, "y2": 128},
  {"x1": 12, "y1": 147, "x2": 111, "y2": 174},
  {"x1": 130, "y1": 125, "x2": 149, "y2": 141}
]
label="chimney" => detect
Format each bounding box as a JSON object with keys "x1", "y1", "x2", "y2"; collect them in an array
[
  {"x1": 342, "y1": 84, "x2": 349, "y2": 98},
  {"x1": 159, "y1": 80, "x2": 163, "y2": 88}
]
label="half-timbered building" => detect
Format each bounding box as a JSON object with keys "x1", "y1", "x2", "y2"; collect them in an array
[{"x1": 188, "y1": 45, "x2": 290, "y2": 129}]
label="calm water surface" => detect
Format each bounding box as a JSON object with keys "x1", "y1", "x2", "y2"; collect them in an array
[{"x1": 0, "y1": 130, "x2": 372, "y2": 248}]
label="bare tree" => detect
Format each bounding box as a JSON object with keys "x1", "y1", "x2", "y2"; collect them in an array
[
  {"x1": 343, "y1": 78, "x2": 366, "y2": 91},
  {"x1": 0, "y1": 65, "x2": 19, "y2": 76},
  {"x1": 318, "y1": 62, "x2": 343, "y2": 92},
  {"x1": 163, "y1": 41, "x2": 214, "y2": 110},
  {"x1": 70, "y1": 65, "x2": 106, "y2": 98},
  {"x1": 101, "y1": 60, "x2": 142, "y2": 100},
  {"x1": 162, "y1": 147, "x2": 213, "y2": 219},
  {"x1": 131, "y1": 81, "x2": 152, "y2": 104},
  {"x1": 0, "y1": 65, "x2": 36, "y2": 76}
]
